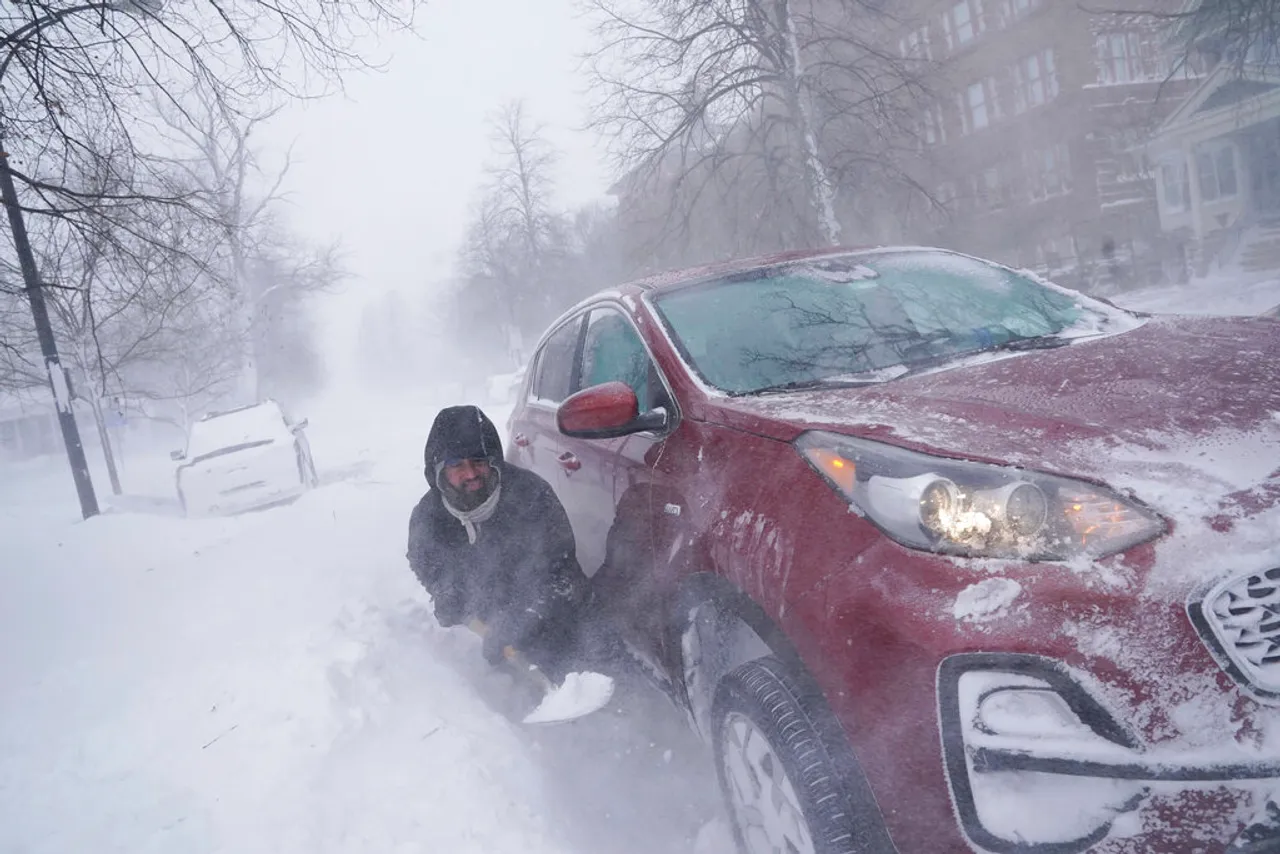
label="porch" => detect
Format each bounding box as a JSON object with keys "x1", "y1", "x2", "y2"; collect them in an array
[{"x1": 1146, "y1": 65, "x2": 1280, "y2": 273}]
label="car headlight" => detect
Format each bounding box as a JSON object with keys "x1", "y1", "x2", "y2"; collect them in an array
[{"x1": 796, "y1": 431, "x2": 1164, "y2": 560}]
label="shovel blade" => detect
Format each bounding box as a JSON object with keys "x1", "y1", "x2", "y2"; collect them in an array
[{"x1": 521, "y1": 671, "x2": 616, "y2": 725}]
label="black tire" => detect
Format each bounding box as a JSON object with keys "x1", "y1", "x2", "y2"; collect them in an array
[{"x1": 711, "y1": 656, "x2": 883, "y2": 854}]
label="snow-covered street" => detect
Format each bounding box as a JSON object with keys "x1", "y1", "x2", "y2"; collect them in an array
[{"x1": 0, "y1": 393, "x2": 729, "y2": 854}]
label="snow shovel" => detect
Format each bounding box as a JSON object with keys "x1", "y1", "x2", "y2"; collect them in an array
[{"x1": 467, "y1": 619, "x2": 615, "y2": 725}]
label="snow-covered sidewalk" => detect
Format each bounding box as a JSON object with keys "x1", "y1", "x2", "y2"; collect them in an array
[
  {"x1": 1113, "y1": 267, "x2": 1280, "y2": 317},
  {"x1": 0, "y1": 394, "x2": 727, "y2": 854}
]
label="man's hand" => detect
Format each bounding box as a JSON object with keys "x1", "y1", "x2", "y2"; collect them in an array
[
  {"x1": 482, "y1": 620, "x2": 514, "y2": 665},
  {"x1": 432, "y1": 591, "x2": 466, "y2": 628}
]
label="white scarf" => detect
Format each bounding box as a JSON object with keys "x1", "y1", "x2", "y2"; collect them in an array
[{"x1": 442, "y1": 482, "x2": 502, "y2": 544}]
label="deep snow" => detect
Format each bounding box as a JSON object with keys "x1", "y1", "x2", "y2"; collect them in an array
[{"x1": 0, "y1": 392, "x2": 730, "y2": 854}]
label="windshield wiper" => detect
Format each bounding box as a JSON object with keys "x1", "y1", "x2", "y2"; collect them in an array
[
  {"x1": 887, "y1": 334, "x2": 1077, "y2": 381},
  {"x1": 989, "y1": 335, "x2": 1074, "y2": 352},
  {"x1": 747, "y1": 365, "x2": 909, "y2": 396}
]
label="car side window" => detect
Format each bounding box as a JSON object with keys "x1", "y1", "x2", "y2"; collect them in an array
[
  {"x1": 532, "y1": 318, "x2": 582, "y2": 404},
  {"x1": 581, "y1": 308, "x2": 656, "y2": 413}
]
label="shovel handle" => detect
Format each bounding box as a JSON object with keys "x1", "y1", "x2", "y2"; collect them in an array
[{"x1": 467, "y1": 619, "x2": 556, "y2": 691}]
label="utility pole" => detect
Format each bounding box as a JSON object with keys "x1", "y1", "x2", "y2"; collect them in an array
[{"x1": 0, "y1": 138, "x2": 100, "y2": 518}]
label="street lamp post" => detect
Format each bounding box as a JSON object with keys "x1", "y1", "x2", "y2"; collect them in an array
[
  {"x1": 0, "y1": 0, "x2": 160, "y2": 519},
  {"x1": 0, "y1": 144, "x2": 99, "y2": 517}
]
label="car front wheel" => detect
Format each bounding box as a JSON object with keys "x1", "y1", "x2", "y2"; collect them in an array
[{"x1": 712, "y1": 656, "x2": 871, "y2": 854}]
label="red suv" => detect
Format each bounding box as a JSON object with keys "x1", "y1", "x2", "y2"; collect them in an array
[{"x1": 506, "y1": 247, "x2": 1280, "y2": 854}]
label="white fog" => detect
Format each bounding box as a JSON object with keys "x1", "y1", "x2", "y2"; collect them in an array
[{"x1": 3, "y1": 2, "x2": 1280, "y2": 853}]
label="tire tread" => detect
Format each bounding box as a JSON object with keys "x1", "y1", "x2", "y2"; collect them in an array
[{"x1": 712, "y1": 656, "x2": 888, "y2": 854}]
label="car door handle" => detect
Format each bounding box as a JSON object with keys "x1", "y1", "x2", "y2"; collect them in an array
[
  {"x1": 514, "y1": 433, "x2": 530, "y2": 448},
  {"x1": 557, "y1": 452, "x2": 581, "y2": 472}
]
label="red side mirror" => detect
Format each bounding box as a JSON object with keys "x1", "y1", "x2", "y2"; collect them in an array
[{"x1": 557, "y1": 381, "x2": 640, "y2": 438}]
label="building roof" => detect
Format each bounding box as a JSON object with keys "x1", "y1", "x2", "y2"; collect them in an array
[
  {"x1": 1148, "y1": 63, "x2": 1280, "y2": 150},
  {"x1": 1196, "y1": 78, "x2": 1280, "y2": 114}
]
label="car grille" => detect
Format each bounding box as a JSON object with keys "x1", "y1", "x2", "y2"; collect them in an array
[{"x1": 1195, "y1": 568, "x2": 1280, "y2": 701}]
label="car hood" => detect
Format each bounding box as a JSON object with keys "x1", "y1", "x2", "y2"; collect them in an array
[{"x1": 706, "y1": 314, "x2": 1280, "y2": 595}]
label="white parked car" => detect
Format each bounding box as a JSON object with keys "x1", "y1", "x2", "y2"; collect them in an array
[{"x1": 171, "y1": 400, "x2": 318, "y2": 516}]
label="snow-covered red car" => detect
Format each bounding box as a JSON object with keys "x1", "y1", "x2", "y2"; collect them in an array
[
  {"x1": 507, "y1": 246, "x2": 1280, "y2": 853},
  {"x1": 172, "y1": 400, "x2": 318, "y2": 517}
]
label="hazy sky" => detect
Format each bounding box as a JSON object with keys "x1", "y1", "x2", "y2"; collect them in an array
[{"x1": 258, "y1": 0, "x2": 611, "y2": 380}]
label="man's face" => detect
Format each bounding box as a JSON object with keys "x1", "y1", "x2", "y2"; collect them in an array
[{"x1": 443, "y1": 458, "x2": 492, "y2": 494}]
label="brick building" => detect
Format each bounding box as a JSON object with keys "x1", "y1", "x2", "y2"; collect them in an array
[{"x1": 881, "y1": 0, "x2": 1203, "y2": 291}]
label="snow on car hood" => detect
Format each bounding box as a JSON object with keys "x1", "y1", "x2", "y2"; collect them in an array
[{"x1": 709, "y1": 314, "x2": 1280, "y2": 596}]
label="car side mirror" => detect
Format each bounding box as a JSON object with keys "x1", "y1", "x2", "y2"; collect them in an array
[
  {"x1": 291, "y1": 418, "x2": 309, "y2": 432},
  {"x1": 170, "y1": 449, "x2": 186, "y2": 462},
  {"x1": 557, "y1": 381, "x2": 669, "y2": 439}
]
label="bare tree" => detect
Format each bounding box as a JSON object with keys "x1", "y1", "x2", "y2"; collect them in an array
[
  {"x1": 0, "y1": 0, "x2": 421, "y2": 515},
  {"x1": 151, "y1": 90, "x2": 339, "y2": 402},
  {"x1": 34, "y1": 180, "x2": 228, "y2": 493},
  {"x1": 459, "y1": 100, "x2": 572, "y2": 364},
  {"x1": 489, "y1": 102, "x2": 562, "y2": 274},
  {"x1": 583, "y1": 0, "x2": 923, "y2": 259},
  {"x1": 0, "y1": 0, "x2": 419, "y2": 220},
  {"x1": 245, "y1": 229, "x2": 343, "y2": 400}
]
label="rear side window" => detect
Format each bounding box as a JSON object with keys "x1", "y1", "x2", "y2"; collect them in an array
[{"x1": 532, "y1": 319, "x2": 581, "y2": 403}]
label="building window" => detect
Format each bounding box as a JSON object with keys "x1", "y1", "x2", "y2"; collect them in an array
[
  {"x1": 959, "y1": 77, "x2": 1000, "y2": 133},
  {"x1": 1195, "y1": 144, "x2": 1238, "y2": 201},
  {"x1": 999, "y1": 0, "x2": 1040, "y2": 26},
  {"x1": 1160, "y1": 161, "x2": 1190, "y2": 212},
  {"x1": 943, "y1": 0, "x2": 984, "y2": 50},
  {"x1": 923, "y1": 104, "x2": 946, "y2": 145},
  {"x1": 1013, "y1": 49, "x2": 1058, "y2": 113},
  {"x1": 1095, "y1": 32, "x2": 1162, "y2": 84},
  {"x1": 899, "y1": 25, "x2": 931, "y2": 60},
  {"x1": 972, "y1": 161, "x2": 1020, "y2": 209},
  {"x1": 966, "y1": 82, "x2": 987, "y2": 131},
  {"x1": 1027, "y1": 143, "x2": 1071, "y2": 200}
]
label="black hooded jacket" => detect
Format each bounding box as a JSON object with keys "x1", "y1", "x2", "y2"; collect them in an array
[{"x1": 407, "y1": 405, "x2": 588, "y2": 645}]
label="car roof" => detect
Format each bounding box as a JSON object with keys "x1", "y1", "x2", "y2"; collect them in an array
[{"x1": 615, "y1": 244, "x2": 957, "y2": 296}]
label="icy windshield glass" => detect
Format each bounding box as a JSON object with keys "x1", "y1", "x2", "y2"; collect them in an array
[
  {"x1": 651, "y1": 250, "x2": 1110, "y2": 395},
  {"x1": 187, "y1": 403, "x2": 291, "y2": 459}
]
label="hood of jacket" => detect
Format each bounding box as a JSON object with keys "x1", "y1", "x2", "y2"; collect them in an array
[{"x1": 423, "y1": 405, "x2": 504, "y2": 489}]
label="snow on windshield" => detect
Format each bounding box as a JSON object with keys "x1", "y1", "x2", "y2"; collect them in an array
[
  {"x1": 186, "y1": 402, "x2": 292, "y2": 458},
  {"x1": 653, "y1": 249, "x2": 1118, "y2": 395}
]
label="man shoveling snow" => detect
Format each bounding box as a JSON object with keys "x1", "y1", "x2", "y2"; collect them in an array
[{"x1": 406, "y1": 405, "x2": 616, "y2": 725}]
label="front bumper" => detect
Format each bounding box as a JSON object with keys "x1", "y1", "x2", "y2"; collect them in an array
[{"x1": 938, "y1": 653, "x2": 1280, "y2": 854}]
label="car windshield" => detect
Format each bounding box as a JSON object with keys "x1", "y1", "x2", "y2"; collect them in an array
[
  {"x1": 651, "y1": 250, "x2": 1115, "y2": 395},
  {"x1": 187, "y1": 402, "x2": 291, "y2": 459}
]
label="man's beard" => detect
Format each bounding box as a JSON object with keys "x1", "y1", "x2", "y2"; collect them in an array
[{"x1": 442, "y1": 469, "x2": 497, "y2": 512}]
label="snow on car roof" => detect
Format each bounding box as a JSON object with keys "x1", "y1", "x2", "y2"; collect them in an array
[
  {"x1": 187, "y1": 400, "x2": 292, "y2": 458},
  {"x1": 627, "y1": 245, "x2": 978, "y2": 292}
]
